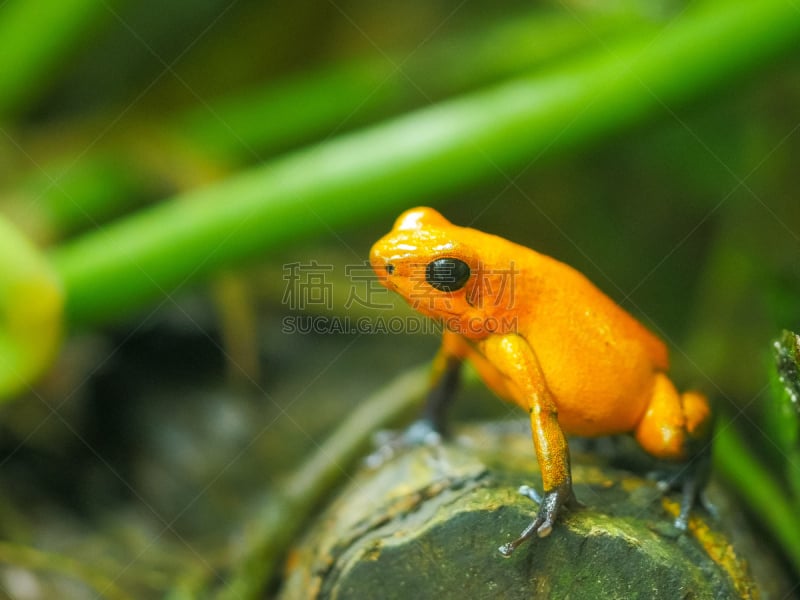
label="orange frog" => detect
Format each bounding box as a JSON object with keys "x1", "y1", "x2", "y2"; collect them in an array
[{"x1": 369, "y1": 207, "x2": 712, "y2": 556}]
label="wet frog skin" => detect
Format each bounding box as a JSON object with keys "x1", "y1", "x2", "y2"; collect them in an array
[{"x1": 370, "y1": 207, "x2": 712, "y2": 556}]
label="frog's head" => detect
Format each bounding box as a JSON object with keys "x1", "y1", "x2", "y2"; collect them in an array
[{"x1": 370, "y1": 207, "x2": 517, "y2": 338}]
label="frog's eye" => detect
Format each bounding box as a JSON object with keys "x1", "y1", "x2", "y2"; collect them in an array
[{"x1": 425, "y1": 258, "x2": 471, "y2": 292}]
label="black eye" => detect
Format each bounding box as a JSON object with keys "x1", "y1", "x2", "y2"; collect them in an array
[{"x1": 425, "y1": 258, "x2": 471, "y2": 292}]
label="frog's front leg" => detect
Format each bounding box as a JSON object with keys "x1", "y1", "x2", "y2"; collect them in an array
[
  {"x1": 367, "y1": 331, "x2": 468, "y2": 466},
  {"x1": 414, "y1": 330, "x2": 470, "y2": 438},
  {"x1": 483, "y1": 334, "x2": 580, "y2": 557}
]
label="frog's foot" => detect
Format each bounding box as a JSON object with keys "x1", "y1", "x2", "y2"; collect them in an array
[
  {"x1": 498, "y1": 482, "x2": 580, "y2": 557},
  {"x1": 365, "y1": 418, "x2": 442, "y2": 469},
  {"x1": 651, "y1": 443, "x2": 713, "y2": 531}
]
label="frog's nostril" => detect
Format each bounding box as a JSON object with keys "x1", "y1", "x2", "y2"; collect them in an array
[{"x1": 386, "y1": 264, "x2": 395, "y2": 275}]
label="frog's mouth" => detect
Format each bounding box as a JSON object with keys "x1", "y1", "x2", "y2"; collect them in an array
[{"x1": 371, "y1": 262, "x2": 396, "y2": 288}]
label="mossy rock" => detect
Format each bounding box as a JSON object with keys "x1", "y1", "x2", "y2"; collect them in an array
[{"x1": 279, "y1": 422, "x2": 791, "y2": 599}]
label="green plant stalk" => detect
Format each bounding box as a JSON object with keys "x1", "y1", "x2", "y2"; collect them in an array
[
  {"x1": 769, "y1": 331, "x2": 800, "y2": 506},
  {"x1": 49, "y1": 0, "x2": 800, "y2": 328},
  {"x1": 7, "y1": 9, "x2": 640, "y2": 243},
  {"x1": 6, "y1": 155, "x2": 147, "y2": 243},
  {"x1": 0, "y1": 214, "x2": 63, "y2": 398},
  {"x1": 714, "y1": 423, "x2": 800, "y2": 573},
  {"x1": 176, "y1": 11, "x2": 642, "y2": 161},
  {"x1": 0, "y1": 0, "x2": 110, "y2": 118}
]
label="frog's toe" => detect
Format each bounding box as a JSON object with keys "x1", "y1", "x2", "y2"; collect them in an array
[
  {"x1": 498, "y1": 513, "x2": 547, "y2": 557},
  {"x1": 364, "y1": 440, "x2": 396, "y2": 469},
  {"x1": 649, "y1": 444, "x2": 712, "y2": 532},
  {"x1": 518, "y1": 484, "x2": 542, "y2": 503},
  {"x1": 499, "y1": 483, "x2": 578, "y2": 556},
  {"x1": 497, "y1": 507, "x2": 557, "y2": 557},
  {"x1": 403, "y1": 419, "x2": 443, "y2": 445},
  {"x1": 364, "y1": 419, "x2": 442, "y2": 468}
]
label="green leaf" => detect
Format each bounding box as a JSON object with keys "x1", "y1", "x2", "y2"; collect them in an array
[
  {"x1": 0, "y1": 214, "x2": 63, "y2": 399},
  {"x1": 49, "y1": 0, "x2": 800, "y2": 329},
  {"x1": 773, "y1": 330, "x2": 800, "y2": 417},
  {"x1": 0, "y1": 0, "x2": 112, "y2": 119},
  {"x1": 770, "y1": 330, "x2": 800, "y2": 501}
]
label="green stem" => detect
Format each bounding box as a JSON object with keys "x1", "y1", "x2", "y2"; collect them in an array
[
  {"x1": 6, "y1": 156, "x2": 146, "y2": 242},
  {"x1": 49, "y1": 0, "x2": 800, "y2": 328},
  {"x1": 7, "y1": 9, "x2": 638, "y2": 243},
  {"x1": 0, "y1": 215, "x2": 63, "y2": 399},
  {"x1": 176, "y1": 10, "x2": 642, "y2": 162},
  {"x1": 714, "y1": 422, "x2": 800, "y2": 572},
  {"x1": 0, "y1": 0, "x2": 111, "y2": 118}
]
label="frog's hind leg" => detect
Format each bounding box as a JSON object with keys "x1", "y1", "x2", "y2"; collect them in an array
[
  {"x1": 634, "y1": 373, "x2": 713, "y2": 529},
  {"x1": 635, "y1": 374, "x2": 710, "y2": 459},
  {"x1": 420, "y1": 330, "x2": 467, "y2": 436},
  {"x1": 366, "y1": 331, "x2": 469, "y2": 468}
]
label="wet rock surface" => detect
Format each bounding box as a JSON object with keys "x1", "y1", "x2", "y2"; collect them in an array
[{"x1": 279, "y1": 422, "x2": 791, "y2": 599}]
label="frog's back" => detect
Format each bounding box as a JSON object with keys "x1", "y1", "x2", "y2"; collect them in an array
[
  {"x1": 491, "y1": 239, "x2": 669, "y2": 434},
  {"x1": 491, "y1": 238, "x2": 668, "y2": 367}
]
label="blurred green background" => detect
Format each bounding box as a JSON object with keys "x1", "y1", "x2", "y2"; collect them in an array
[{"x1": 0, "y1": 0, "x2": 799, "y2": 598}]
